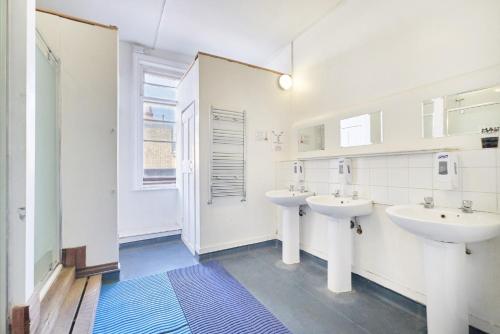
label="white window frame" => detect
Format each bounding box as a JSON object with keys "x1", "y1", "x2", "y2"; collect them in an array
[{"x1": 132, "y1": 50, "x2": 185, "y2": 190}]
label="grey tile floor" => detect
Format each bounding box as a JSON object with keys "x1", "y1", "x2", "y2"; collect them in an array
[{"x1": 115, "y1": 238, "x2": 484, "y2": 334}]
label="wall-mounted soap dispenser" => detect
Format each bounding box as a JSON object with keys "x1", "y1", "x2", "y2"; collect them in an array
[
  {"x1": 292, "y1": 160, "x2": 305, "y2": 185},
  {"x1": 338, "y1": 158, "x2": 352, "y2": 185},
  {"x1": 434, "y1": 152, "x2": 459, "y2": 190}
]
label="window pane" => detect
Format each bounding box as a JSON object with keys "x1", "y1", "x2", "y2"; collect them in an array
[
  {"x1": 144, "y1": 83, "x2": 177, "y2": 100},
  {"x1": 144, "y1": 72, "x2": 178, "y2": 87},
  {"x1": 144, "y1": 120, "x2": 175, "y2": 142},
  {"x1": 143, "y1": 169, "x2": 176, "y2": 184},
  {"x1": 143, "y1": 141, "x2": 176, "y2": 184},
  {"x1": 143, "y1": 102, "x2": 175, "y2": 122},
  {"x1": 141, "y1": 70, "x2": 178, "y2": 185}
]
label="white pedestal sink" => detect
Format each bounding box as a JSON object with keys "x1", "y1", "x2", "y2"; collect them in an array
[
  {"x1": 386, "y1": 205, "x2": 500, "y2": 334},
  {"x1": 265, "y1": 190, "x2": 313, "y2": 264},
  {"x1": 306, "y1": 195, "x2": 373, "y2": 293}
]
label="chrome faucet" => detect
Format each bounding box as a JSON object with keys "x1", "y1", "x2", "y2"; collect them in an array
[
  {"x1": 423, "y1": 197, "x2": 434, "y2": 209},
  {"x1": 352, "y1": 191, "x2": 359, "y2": 200},
  {"x1": 298, "y1": 184, "x2": 306, "y2": 193},
  {"x1": 333, "y1": 189, "x2": 341, "y2": 198},
  {"x1": 461, "y1": 200, "x2": 473, "y2": 213}
]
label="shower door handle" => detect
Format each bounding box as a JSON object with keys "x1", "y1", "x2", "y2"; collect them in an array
[{"x1": 17, "y1": 207, "x2": 26, "y2": 220}]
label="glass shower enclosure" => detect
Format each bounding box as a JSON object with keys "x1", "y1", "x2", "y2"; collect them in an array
[{"x1": 34, "y1": 30, "x2": 61, "y2": 286}]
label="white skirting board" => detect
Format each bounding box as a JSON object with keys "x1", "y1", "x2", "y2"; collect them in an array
[
  {"x1": 198, "y1": 235, "x2": 276, "y2": 255},
  {"x1": 119, "y1": 229, "x2": 181, "y2": 244}
]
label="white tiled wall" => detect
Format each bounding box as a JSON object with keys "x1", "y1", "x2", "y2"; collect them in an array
[{"x1": 278, "y1": 148, "x2": 500, "y2": 213}]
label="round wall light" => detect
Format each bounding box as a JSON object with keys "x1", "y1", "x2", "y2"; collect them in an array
[{"x1": 278, "y1": 74, "x2": 293, "y2": 90}]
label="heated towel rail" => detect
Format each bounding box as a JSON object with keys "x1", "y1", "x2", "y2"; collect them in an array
[{"x1": 208, "y1": 106, "x2": 246, "y2": 204}]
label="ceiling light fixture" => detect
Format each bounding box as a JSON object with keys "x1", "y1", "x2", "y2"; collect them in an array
[{"x1": 279, "y1": 74, "x2": 293, "y2": 90}]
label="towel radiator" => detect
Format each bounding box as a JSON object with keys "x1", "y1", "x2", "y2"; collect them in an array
[{"x1": 208, "y1": 106, "x2": 246, "y2": 204}]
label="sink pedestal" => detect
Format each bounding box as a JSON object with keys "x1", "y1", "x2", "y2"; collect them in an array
[
  {"x1": 266, "y1": 189, "x2": 313, "y2": 265},
  {"x1": 423, "y1": 240, "x2": 468, "y2": 334},
  {"x1": 306, "y1": 195, "x2": 373, "y2": 293},
  {"x1": 282, "y1": 207, "x2": 300, "y2": 264},
  {"x1": 386, "y1": 204, "x2": 500, "y2": 334},
  {"x1": 328, "y1": 218, "x2": 352, "y2": 293}
]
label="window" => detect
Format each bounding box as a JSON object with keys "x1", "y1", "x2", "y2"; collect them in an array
[{"x1": 140, "y1": 67, "x2": 179, "y2": 186}]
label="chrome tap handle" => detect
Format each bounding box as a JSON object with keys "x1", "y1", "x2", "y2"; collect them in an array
[
  {"x1": 461, "y1": 200, "x2": 473, "y2": 213},
  {"x1": 423, "y1": 197, "x2": 434, "y2": 209}
]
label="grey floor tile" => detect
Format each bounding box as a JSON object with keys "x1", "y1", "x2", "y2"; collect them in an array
[
  {"x1": 118, "y1": 238, "x2": 432, "y2": 334},
  {"x1": 119, "y1": 239, "x2": 198, "y2": 280}
]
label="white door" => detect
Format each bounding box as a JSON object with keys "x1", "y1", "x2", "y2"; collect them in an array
[{"x1": 181, "y1": 103, "x2": 196, "y2": 254}]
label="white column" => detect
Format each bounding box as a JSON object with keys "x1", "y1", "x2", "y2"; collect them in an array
[
  {"x1": 423, "y1": 240, "x2": 468, "y2": 334},
  {"x1": 282, "y1": 206, "x2": 300, "y2": 264},
  {"x1": 328, "y1": 218, "x2": 352, "y2": 293}
]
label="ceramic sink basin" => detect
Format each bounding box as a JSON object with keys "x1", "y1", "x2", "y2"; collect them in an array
[
  {"x1": 265, "y1": 189, "x2": 313, "y2": 207},
  {"x1": 386, "y1": 205, "x2": 500, "y2": 244},
  {"x1": 306, "y1": 196, "x2": 373, "y2": 219}
]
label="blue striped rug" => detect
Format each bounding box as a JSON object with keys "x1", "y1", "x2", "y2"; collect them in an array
[
  {"x1": 93, "y1": 273, "x2": 191, "y2": 334},
  {"x1": 94, "y1": 262, "x2": 290, "y2": 334},
  {"x1": 168, "y1": 262, "x2": 291, "y2": 334}
]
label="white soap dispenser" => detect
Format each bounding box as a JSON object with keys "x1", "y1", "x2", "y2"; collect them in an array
[
  {"x1": 292, "y1": 160, "x2": 305, "y2": 185},
  {"x1": 338, "y1": 158, "x2": 353, "y2": 185},
  {"x1": 434, "y1": 152, "x2": 459, "y2": 190}
]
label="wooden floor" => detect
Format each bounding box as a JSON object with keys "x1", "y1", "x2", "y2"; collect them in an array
[{"x1": 34, "y1": 267, "x2": 102, "y2": 334}]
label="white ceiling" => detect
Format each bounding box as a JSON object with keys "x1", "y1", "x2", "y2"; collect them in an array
[{"x1": 36, "y1": 0, "x2": 341, "y2": 65}]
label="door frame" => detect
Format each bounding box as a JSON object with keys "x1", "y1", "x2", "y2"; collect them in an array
[{"x1": 0, "y1": 0, "x2": 8, "y2": 331}]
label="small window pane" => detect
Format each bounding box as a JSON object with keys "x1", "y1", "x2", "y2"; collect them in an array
[
  {"x1": 144, "y1": 72, "x2": 178, "y2": 87},
  {"x1": 143, "y1": 102, "x2": 175, "y2": 122},
  {"x1": 144, "y1": 120, "x2": 175, "y2": 142},
  {"x1": 144, "y1": 83, "x2": 177, "y2": 100},
  {"x1": 143, "y1": 142, "x2": 176, "y2": 184}
]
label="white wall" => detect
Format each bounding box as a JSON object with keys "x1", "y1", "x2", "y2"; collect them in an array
[
  {"x1": 118, "y1": 41, "x2": 191, "y2": 241},
  {"x1": 36, "y1": 12, "x2": 119, "y2": 267},
  {"x1": 196, "y1": 54, "x2": 291, "y2": 253},
  {"x1": 268, "y1": 0, "x2": 500, "y2": 332}
]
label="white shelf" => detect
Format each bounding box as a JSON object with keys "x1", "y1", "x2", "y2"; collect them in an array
[{"x1": 280, "y1": 147, "x2": 459, "y2": 162}]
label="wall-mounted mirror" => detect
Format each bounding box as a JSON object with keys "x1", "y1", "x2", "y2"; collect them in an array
[
  {"x1": 340, "y1": 111, "x2": 383, "y2": 147},
  {"x1": 298, "y1": 124, "x2": 325, "y2": 152},
  {"x1": 422, "y1": 85, "x2": 500, "y2": 138}
]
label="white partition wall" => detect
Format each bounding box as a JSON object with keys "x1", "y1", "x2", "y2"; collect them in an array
[
  {"x1": 197, "y1": 54, "x2": 291, "y2": 254},
  {"x1": 36, "y1": 11, "x2": 119, "y2": 267},
  {"x1": 177, "y1": 54, "x2": 292, "y2": 255}
]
